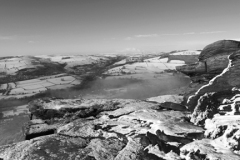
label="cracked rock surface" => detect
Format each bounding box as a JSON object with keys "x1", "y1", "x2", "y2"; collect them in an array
[{"x1": 0, "y1": 98, "x2": 203, "y2": 160}]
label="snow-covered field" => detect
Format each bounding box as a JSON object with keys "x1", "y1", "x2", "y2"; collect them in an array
[
  {"x1": 0, "y1": 57, "x2": 41, "y2": 75},
  {"x1": 113, "y1": 59, "x2": 127, "y2": 65},
  {"x1": 0, "y1": 74, "x2": 81, "y2": 99},
  {"x1": 172, "y1": 50, "x2": 201, "y2": 55},
  {"x1": 34, "y1": 55, "x2": 111, "y2": 69},
  {"x1": 2, "y1": 105, "x2": 29, "y2": 118},
  {"x1": 105, "y1": 57, "x2": 185, "y2": 77},
  {"x1": 0, "y1": 84, "x2": 7, "y2": 90}
]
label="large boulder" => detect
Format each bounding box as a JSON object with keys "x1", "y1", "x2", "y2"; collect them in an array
[
  {"x1": 199, "y1": 40, "x2": 240, "y2": 60},
  {"x1": 176, "y1": 40, "x2": 240, "y2": 82}
]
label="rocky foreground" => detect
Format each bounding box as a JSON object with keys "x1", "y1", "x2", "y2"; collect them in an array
[
  {"x1": 0, "y1": 98, "x2": 205, "y2": 160},
  {"x1": 1, "y1": 40, "x2": 240, "y2": 160}
]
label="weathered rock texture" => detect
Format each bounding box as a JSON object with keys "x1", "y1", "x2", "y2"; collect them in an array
[
  {"x1": 176, "y1": 40, "x2": 240, "y2": 82},
  {"x1": 189, "y1": 50, "x2": 240, "y2": 124},
  {"x1": 0, "y1": 98, "x2": 203, "y2": 160},
  {"x1": 205, "y1": 115, "x2": 240, "y2": 153},
  {"x1": 180, "y1": 115, "x2": 240, "y2": 160},
  {"x1": 199, "y1": 40, "x2": 240, "y2": 60},
  {"x1": 176, "y1": 41, "x2": 240, "y2": 160},
  {"x1": 180, "y1": 139, "x2": 240, "y2": 160}
]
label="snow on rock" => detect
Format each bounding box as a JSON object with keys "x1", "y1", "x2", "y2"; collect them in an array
[
  {"x1": 188, "y1": 50, "x2": 240, "y2": 123},
  {"x1": 180, "y1": 139, "x2": 240, "y2": 160},
  {"x1": 0, "y1": 98, "x2": 205, "y2": 160}
]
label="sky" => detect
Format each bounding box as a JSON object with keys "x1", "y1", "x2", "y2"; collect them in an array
[{"x1": 0, "y1": 0, "x2": 240, "y2": 56}]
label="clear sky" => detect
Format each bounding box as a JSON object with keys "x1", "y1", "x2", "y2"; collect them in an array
[{"x1": 0, "y1": 0, "x2": 240, "y2": 56}]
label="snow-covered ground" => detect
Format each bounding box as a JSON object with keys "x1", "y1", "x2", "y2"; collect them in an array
[
  {"x1": 0, "y1": 74, "x2": 82, "y2": 99},
  {"x1": 2, "y1": 105, "x2": 29, "y2": 118},
  {"x1": 144, "y1": 57, "x2": 168, "y2": 63},
  {"x1": 113, "y1": 59, "x2": 127, "y2": 65},
  {"x1": 172, "y1": 50, "x2": 201, "y2": 55},
  {"x1": 0, "y1": 57, "x2": 41, "y2": 75},
  {"x1": 0, "y1": 84, "x2": 7, "y2": 90},
  {"x1": 105, "y1": 57, "x2": 185, "y2": 77},
  {"x1": 34, "y1": 55, "x2": 111, "y2": 69}
]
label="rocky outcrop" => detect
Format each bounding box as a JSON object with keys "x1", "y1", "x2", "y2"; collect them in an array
[
  {"x1": 188, "y1": 50, "x2": 240, "y2": 124},
  {"x1": 190, "y1": 90, "x2": 240, "y2": 125},
  {"x1": 0, "y1": 98, "x2": 204, "y2": 160},
  {"x1": 176, "y1": 62, "x2": 206, "y2": 77},
  {"x1": 191, "y1": 50, "x2": 240, "y2": 96},
  {"x1": 205, "y1": 115, "x2": 240, "y2": 153},
  {"x1": 176, "y1": 40, "x2": 240, "y2": 82},
  {"x1": 180, "y1": 114, "x2": 240, "y2": 160},
  {"x1": 199, "y1": 40, "x2": 240, "y2": 60},
  {"x1": 168, "y1": 40, "x2": 240, "y2": 159},
  {"x1": 176, "y1": 44, "x2": 240, "y2": 159}
]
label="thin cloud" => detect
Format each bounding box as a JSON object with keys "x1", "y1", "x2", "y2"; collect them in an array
[
  {"x1": 0, "y1": 34, "x2": 42, "y2": 41},
  {"x1": 135, "y1": 34, "x2": 158, "y2": 38},
  {"x1": 161, "y1": 33, "x2": 180, "y2": 36},
  {"x1": 199, "y1": 31, "x2": 226, "y2": 34},
  {"x1": 183, "y1": 32, "x2": 196, "y2": 35},
  {"x1": 124, "y1": 31, "x2": 226, "y2": 40},
  {"x1": 0, "y1": 35, "x2": 17, "y2": 40},
  {"x1": 161, "y1": 31, "x2": 226, "y2": 36},
  {"x1": 125, "y1": 34, "x2": 158, "y2": 40}
]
